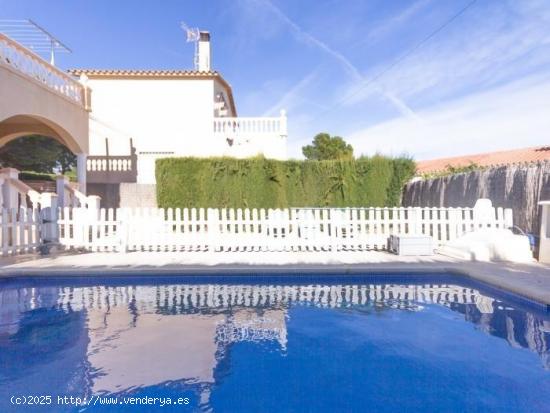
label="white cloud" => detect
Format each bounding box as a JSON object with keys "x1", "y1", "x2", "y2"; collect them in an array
[
  {"x1": 361, "y1": 0, "x2": 432, "y2": 46},
  {"x1": 256, "y1": 0, "x2": 361, "y2": 81},
  {"x1": 342, "y1": 0, "x2": 550, "y2": 107},
  {"x1": 346, "y1": 73, "x2": 550, "y2": 160},
  {"x1": 262, "y1": 70, "x2": 319, "y2": 116},
  {"x1": 250, "y1": 0, "x2": 418, "y2": 120}
]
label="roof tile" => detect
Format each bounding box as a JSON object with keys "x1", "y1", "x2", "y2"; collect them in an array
[
  {"x1": 417, "y1": 146, "x2": 550, "y2": 174},
  {"x1": 67, "y1": 69, "x2": 219, "y2": 77}
]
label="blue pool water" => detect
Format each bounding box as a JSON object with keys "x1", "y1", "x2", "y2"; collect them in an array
[{"x1": 0, "y1": 274, "x2": 549, "y2": 412}]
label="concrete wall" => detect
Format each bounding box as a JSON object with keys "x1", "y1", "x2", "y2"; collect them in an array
[
  {"x1": 87, "y1": 184, "x2": 120, "y2": 209},
  {"x1": 87, "y1": 77, "x2": 218, "y2": 184},
  {"x1": 402, "y1": 162, "x2": 550, "y2": 236},
  {"x1": 88, "y1": 183, "x2": 157, "y2": 208},
  {"x1": 86, "y1": 75, "x2": 288, "y2": 185},
  {"x1": 119, "y1": 184, "x2": 157, "y2": 208}
]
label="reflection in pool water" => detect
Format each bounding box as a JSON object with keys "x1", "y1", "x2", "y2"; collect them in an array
[{"x1": 0, "y1": 278, "x2": 549, "y2": 412}]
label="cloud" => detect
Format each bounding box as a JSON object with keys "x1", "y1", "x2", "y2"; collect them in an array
[
  {"x1": 346, "y1": 73, "x2": 550, "y2": 160},
  {"x1": 256, "y1": 0, "x2": 361, "y2": 81},
  {"x1": 254, "y1": 0, "x2": 418, "y2": 119},
  {"x1": 360, "y1": 0, "x2": 433, "y2": 46},
  {"x1": 342, "y1": 0, "x2": 550, "y2": 107},
  {"x1": 262, "y1": 70, "x2": 319, "y2": 116}
]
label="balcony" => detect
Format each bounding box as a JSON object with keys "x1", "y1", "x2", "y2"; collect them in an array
[
  {"x1": 0, "y1": 32, "x2": 90, "y2": 109},
  {"x1": 213, "y1": 110, "x2": 287, "y2": 141},
  {"x1": 87, "y1": 154, "x2": 137, "y2": 184}
]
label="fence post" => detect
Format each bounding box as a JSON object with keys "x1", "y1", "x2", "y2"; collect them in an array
[
  {"x1": 39, "y1": 192, "x2": 59, "y2": 247},
  {"x1": 56, "y1": 175, "x2": 69, "y2": 207},
  {"x1": 473, "y1": 198, "x2": 494, "y2": 229},
  {"x1": 504, "y1": 208, "x2": 513, "y2": 229},
  {"x1": 87, "y1": 195, "x2": 101, "y2": 214},
  {"x1": 538, "y1": 201, "x2": 550, "y2": 263},
  {"x1": 208, "y1": 208, "x2": 219, "y2": 252},
  {"x1": 331, "y1": 209, "x2": 342, "y2": 252},
  {"x1": 0, "y1": 168, "x2": 20, "y2": 209},
  {"x1": 118, "y1": 208, "x2": 129, "y2": 253}
]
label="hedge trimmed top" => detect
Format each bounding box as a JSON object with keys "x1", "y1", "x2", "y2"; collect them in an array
[{"x1": 156, "y1": 156, "x2": 415, "y2": 209}]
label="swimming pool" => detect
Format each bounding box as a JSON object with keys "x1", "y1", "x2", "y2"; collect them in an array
[{"x1": 0, "y1": 274, "x2": 549, "y2": 412}]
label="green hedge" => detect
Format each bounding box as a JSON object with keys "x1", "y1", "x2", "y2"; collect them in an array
[
  {"x1": 19, "y1": 171, "x2": 57, "y2": 181},
  {"x1": 156, "y1": 156, "x2": 415, "y2": 209},
  {"x1": 18, "y1": 171, "x2": 76, "y2": 182}
]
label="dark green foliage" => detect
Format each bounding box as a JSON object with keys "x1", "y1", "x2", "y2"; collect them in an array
[
  {"x1": 156, "y1": 156, "x2": 416, "y2": 209},
  {"x1": 19, "y1": 171, "x2": 56, "y2": 181},
  {"x1": 387, "y1": 156, "x2": 417, "y2": 205},
  {"x1": 420, "y1": 162, "x2": 482, "y2": 179},
  {"x1": 302, "y1": 133, "x2": 354, "y2": 160},
  {"x1": 18, "y1": 170, "x2": 76, "y2": 182},
  {"x1": 0, "y1": 135, "x2": 76, "y2": 173}
]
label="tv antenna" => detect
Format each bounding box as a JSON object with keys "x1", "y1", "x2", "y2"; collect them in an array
[
  {"x1": 0, "y1": 19, "x2": 72, "y2": 65},
  {"x1": 180, "y1": 21, "x2": 200, "y2": 70}
]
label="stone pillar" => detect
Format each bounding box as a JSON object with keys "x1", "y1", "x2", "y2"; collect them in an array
[
  {"x1": 539, "y1": 201, "x2": 550, "y2": 264},
  {"x1": 76, "y1": 153, "x2": 87, "y2": 194},
  {"x1": 79, "y1": 73, "x2": 93, "y2": 112},
  {"x1": 56, "y1": 175, "x2": 69, "y2": 207},
  {"x1": 87, "y1": 195, "x2": 101, "y2": 211},
  {"x1": 0, "y1": 168, "x2": 20, "y2": 209},
  {"x1": 40, "y1": 192, "x2": 59, "y2": 244}
]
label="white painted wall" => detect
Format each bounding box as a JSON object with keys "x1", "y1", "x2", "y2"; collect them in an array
[{"x1": 88, "y1": 76, "x2": 287, "y2": 184}]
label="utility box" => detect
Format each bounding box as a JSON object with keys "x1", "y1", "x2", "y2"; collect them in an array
[{"x1": 389, "y1": 234, "x2": 434, "y2": 256}]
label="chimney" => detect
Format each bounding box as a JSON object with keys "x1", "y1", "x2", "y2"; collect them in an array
[{"x1": 197, "y1": 31, "x2": 211, "y2": 72}]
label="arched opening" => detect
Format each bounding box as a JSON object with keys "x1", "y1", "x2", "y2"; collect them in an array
[
  {"x1": 0, "y1": 114, "x2": 87, "y2": 192},
  {"x1": 0, "y1": 114, "x2": 84, "y2": 154},
  {"x1": 0, "y1": 135, "x2": 76, "y2": 192}
]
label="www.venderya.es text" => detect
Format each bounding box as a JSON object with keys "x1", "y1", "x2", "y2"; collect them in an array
[{"x1": 10, "y1": 395, "x2": 190, "y2": 408}]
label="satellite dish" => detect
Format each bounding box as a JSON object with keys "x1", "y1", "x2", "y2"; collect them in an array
[{"x1": 180, "y1": 21, "x2": 200, "y2": 69}]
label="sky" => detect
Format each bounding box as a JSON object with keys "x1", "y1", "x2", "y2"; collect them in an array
[{"x1": 2, "y1": 0, "x2": 550, "y2": 160}]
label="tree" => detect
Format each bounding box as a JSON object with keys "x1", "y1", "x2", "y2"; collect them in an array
[
  {"x1": 0, "y1": 135, "x2": 76, "y2": 173},
  {"x1": 302, "y1": 133, "x2": 354, "y2": 160}
]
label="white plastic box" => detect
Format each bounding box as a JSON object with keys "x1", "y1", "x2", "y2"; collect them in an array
[{"x1": 389, "y1": 234, "x2": 434, "y2": 256}]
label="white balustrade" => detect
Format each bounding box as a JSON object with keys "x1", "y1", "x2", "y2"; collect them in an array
[
  {"x1": 56, "y1": 175, "x2": 99, "y2": 208},
  {"x1": 86, "y1": 157, "x2": 134, "y2": 172},
  {"x1": 0, "y1": 33, "x2": 85, "y2": 105},
  {"x1": 213, "y1": 110, "x2": 288, "y2": 138},
  {"x1": 0, "y1": 168, "x2": 42, "y2": 210}
]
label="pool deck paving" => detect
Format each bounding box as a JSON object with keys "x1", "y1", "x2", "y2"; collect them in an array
[{"x1": 0, "y1": 250, "x2": 549, "y2": 309}]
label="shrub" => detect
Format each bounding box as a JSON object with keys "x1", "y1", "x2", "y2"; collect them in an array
[{"x1": 156, "y1": 156, "x2": 416, "y2": 209}]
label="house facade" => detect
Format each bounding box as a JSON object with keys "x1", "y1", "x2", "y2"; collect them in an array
[{"x1": 70, "y1": 32, "x2": 287, "y2": 197}]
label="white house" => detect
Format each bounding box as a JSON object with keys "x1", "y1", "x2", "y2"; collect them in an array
[{"x1": 70, "y1": 31, "x2": 287, "y2": 188}]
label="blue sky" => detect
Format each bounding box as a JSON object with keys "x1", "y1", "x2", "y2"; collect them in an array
[{"x1": 2, "y1": 0, "x2": 550, "y2": 160}]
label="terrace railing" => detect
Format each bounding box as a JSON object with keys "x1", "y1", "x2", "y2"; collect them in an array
[
  {"x1": 56, "y1": 202, "x2": 513, "y2": 253},
  {"x1": 213, "y1": 110, "x2": 288, "y2": 140},
  {"x1": 86, "y1": 154, "x2": 138, "y2": 184},
  {"x1": 0, "y1": 32, "x2": 88, "y2": 107}
]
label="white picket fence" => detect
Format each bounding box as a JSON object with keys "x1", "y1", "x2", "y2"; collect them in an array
[
  {"x1": 0, "y1": 208, "x2": 41, "y2": 256},
  {"x1": 57, "y1": 204, "x2": 513, "y2": 253}
]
